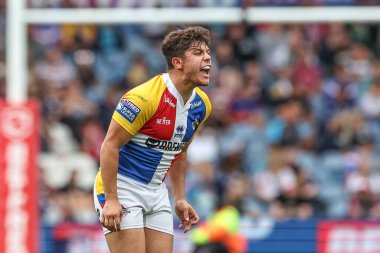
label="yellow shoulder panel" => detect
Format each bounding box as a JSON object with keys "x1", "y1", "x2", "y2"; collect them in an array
[{"x1": 112, "y1": 75, "x2": 166, "y2": 135}]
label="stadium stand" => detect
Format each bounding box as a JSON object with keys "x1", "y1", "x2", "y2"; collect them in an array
[{"x1": 2, "y1": 1, "x2": 380, "y2": 252}]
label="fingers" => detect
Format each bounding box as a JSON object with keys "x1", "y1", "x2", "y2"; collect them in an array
[
  {"x1": 100, "y1": 213, "x2": 105, "y2": 224},
  {"x1": 178, "y1": 220, "x2": 184, "y2": 229},
  {"x1": 114, "y1": 216, "x2": 121, "y2": 231},
  {"x1": 101, "y1": 215, "x2": 111, "y2": 231},
  {"x1": 100, "y1": 212, "x2": 122, "y2": 232},
  {"x1": 100, "y1": 213, "x2": 108, "y2": 228},
  {"x1": 175, "y1": 201, "x2": 200, "y2": 233},
  {"x1": 183, "y1": 215, "x2": 198, "y2": 233},
  {"x1": 183, "y1": 218, "x2": 195, "y2": 233},
  {"x1": 99, "y1": 201, "x2": 125, "y2": 232},
  {"x1": 182, "y1": 207, "x2": 199, "y2": 233},
  {"x1": 178, "y1": 217, "x2": 187, "y2": 229},
  {"x1": 103, "y1": 217, "x2": 119, "y2": 232},
  {"x1": 178, "y1": 208, "x2": 189, "y2": 229},
  {"x1": 183, "y1": 209, "x2": 189, "y2": 224},
  {"x1": 191, "y1": 211, "x2": 200, "y2": 225}
]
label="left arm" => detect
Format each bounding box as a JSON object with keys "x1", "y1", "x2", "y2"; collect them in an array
[{"x1": 168, "y1": 144, "x2": 200, "y2": 233}]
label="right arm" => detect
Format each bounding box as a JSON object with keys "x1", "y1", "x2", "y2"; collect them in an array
[
  {"x1": 99, "y1": 78, "x2": 160, "y2": 231},
  {"x1": 99, "y1": 119, "x2": 133, "y2": 232}
]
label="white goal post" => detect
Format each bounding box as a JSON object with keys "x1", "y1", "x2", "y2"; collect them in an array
[{"x1": 7, "y1": 1, "x2": 380, "y2": 102}]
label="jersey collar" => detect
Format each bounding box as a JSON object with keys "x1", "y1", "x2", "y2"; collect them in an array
[{"x1": 162, "y1": 73, "x2": 196, "y2": 108}]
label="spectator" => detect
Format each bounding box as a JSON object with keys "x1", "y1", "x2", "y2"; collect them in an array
[
  {"x1": 34, "y1": 46, "x2": 77, "y2": 87},
  {"x1": 359, "y1": 78, "x2": 380, "y2": 120}
]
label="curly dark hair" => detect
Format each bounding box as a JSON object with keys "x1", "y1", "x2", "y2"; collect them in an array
[{"x1": 161, "y1": 26, "x2": 210, "y2": 69}]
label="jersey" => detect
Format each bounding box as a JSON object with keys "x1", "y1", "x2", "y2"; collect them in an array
[{"x1": 112, "y1": 73, "x2": 212, "y2": 186}]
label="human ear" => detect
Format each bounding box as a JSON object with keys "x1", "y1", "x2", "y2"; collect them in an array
[{"x1": 172, "y1": 57, "x2": 183, "y2": 69}]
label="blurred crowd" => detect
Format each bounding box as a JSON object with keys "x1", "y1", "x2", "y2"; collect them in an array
[{"x1": 2, "y1": 2, "x2": 380, "y2": 232}]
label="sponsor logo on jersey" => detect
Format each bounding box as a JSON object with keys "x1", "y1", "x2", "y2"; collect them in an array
[
  {"x1": 156, "y1": 117, "x2": 171, "y2": 125},
  {"x1": 164, "y1": 95, "x2": 176, "y2": 108},
  {"x1": 192, "y1": 118, "x2": 200, "y2": 131},
  {"x1": 145, "y1": 138, "x2": 160, "y2": 148},
  {"x1": 190, "y1": 101, "x2": 202, "y2": 109},
  {"x1": 145, "y1": 137, "x2": 185, "y2": 151},
  {"x1": 116, "y1": 98, "x2": 141, "y2": 123},
  {"x1": 174, "y1": 125, "x2": 184, "y2": 138}
]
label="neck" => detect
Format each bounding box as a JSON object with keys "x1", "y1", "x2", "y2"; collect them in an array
[{"x1": 168, "y1": 70, "x2": 194, "y2": 103}]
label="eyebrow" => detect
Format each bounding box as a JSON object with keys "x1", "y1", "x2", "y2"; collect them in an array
[{"x1": 189, "y1": 46, "x2": 210, "y2": 53}]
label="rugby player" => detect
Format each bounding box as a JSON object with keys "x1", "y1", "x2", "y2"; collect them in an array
[{"x1": 94, "y1": 26, "x2": 212, "y2": 253}]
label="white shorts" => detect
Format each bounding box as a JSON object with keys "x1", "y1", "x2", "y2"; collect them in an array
[{"x1": 93, "y1": 171, "x2": 173, "y2": 235}]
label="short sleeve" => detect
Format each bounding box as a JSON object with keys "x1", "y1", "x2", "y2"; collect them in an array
[{"x1": 112, "y1": 91, "x2": 154, "y2": 136}]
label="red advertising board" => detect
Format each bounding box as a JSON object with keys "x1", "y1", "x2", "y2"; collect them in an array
[
  {"x1": 0, "y1": 100, "x2": 39, "y2": 253},
  {"x1": 318, "y1": 220, "x2": 380, "y2": 253}
]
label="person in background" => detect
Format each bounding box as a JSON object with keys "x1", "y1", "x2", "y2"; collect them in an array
[{"x1": 190, "y1": 205, "x2": 248, "y2": 253}]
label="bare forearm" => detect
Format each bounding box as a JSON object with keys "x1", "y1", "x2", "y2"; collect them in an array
[
  {"x1": 100, "y1": 142, "x2": 120, "y2": 201},
  {"x1": 169, "y1": 152, "x2": 187, "y2": 202},
  {"x1": 169, "y1": 151, "x2": 199, "y2": 233}
]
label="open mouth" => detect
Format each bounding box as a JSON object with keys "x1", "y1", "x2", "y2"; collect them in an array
[{"x1": 200, "y1": 65, "x2": 211, "y2": 76}]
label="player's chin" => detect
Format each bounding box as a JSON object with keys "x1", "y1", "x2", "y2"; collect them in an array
[
  {"x1": 198, "y1": 71, "x2": 210, "y2": 85},
  {"x1": 198, "y1": 80, "x2": 209, "y2": 87},
  {"x1": 197, "y1": 76, "x2": 210, "y2": 86}
]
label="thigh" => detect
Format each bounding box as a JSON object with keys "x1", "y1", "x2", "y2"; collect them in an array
[
  {"x1": 144, "y1": 183, "x2": 173, "y2": 235},
  {"x1": 144, "y1": 227, "x2": 173, "y2": 253},
  {"x1": 144, "y1": 191, "x2": 173, "y2": 253},
  {"x1": 94, "y1": 172, "x2": 146, "y2": 234},
  {"x1": 145, "y1": 208, "x2": 173, "y2": 235},
  {"x1": 106, "y1": 228, "x2": 145, "y2": 253}
]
